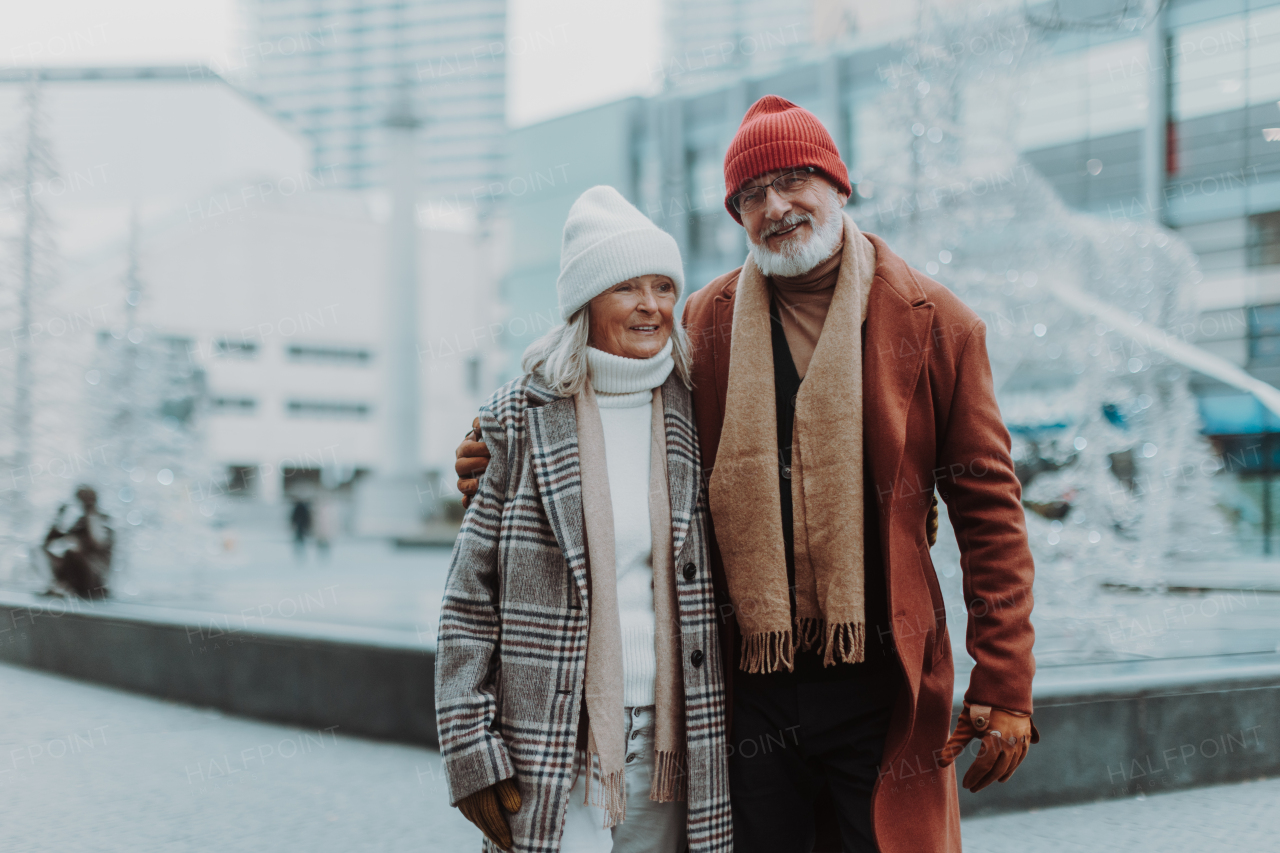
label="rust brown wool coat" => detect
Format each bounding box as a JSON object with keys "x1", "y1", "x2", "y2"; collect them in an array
[{"x1": 682, "y1": 233, "x2": 1036, "y2": 853}]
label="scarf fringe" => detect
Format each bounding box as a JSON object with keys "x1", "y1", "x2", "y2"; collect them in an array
[
  {"x1": 823, "y1": 620, "x2": 866, "y2": 667},
  {"x1": 742, "y1": 621, "x2": 868, "y2": 670},
  {"x1": 584, "y1": 758, "x2": 627, "y2": 829},
  {"x1": 649, "y1": 749, "x2": 688, "y2": 803},
  {"x1": 740, "y1": 628, "x2": 795, "y2": 673},
  {"x1": 795, "y1": 617, "x2": 824, "y2": 652}
]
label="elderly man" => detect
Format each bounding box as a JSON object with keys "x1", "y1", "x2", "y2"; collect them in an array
[{"x1": 456, "y1": 95, "x2": 1037, "y2": 853}]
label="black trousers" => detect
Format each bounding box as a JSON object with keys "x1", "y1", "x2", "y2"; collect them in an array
[{"x1": 729, "y1": 670, "x2": 897, "y2": 853}]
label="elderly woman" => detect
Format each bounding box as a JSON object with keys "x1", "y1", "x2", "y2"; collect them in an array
[{"x1": 436, "y1": 186, "x2": 731, "y2": 853}]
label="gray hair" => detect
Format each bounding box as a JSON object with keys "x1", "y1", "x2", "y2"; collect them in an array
[{"x1": 521, "y1": 304, "x2": 694, "y2": 397}]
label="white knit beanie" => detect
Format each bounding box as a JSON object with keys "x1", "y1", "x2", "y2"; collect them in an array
[{"x1": 556, "y1": 186, "x2": 684, "y2": 320}]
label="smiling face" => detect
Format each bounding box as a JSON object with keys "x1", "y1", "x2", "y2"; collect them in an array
[
  {"x1": 587, "y1": 274, "x2": 677, "y2": 359},
  {"x1": 740, "y1": 168, "x2": 848, "y2": 278}
]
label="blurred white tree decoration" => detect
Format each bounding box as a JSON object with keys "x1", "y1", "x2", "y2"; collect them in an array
[
  {"x1": 0, "y1": 76, "x2": 70, "y2": 579},
  {"x1": 81, "y1": 211, "x2": 216, "y2": 595},
  {"x1": 858, "y1": 3, "x2": 1234, "y2": 661},
  {"x1": 1024, "y1": 0, "x2": 1168, "y2": 33},
  {"x1": 0, "y1": 75, "x2": 216, "y2": 595}
]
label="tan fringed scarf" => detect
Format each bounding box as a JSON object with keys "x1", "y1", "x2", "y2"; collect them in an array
[
  {"x1": 708, "y1": 214, "x2": 877, "y2": 672},
  {"x1": 575, "y1": 383, "x2": 686, "y2": 827}
]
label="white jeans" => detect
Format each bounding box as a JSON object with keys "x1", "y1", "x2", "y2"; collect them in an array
[{"x1": 559, "y1": 706, "x2": 687, "y2": 853}]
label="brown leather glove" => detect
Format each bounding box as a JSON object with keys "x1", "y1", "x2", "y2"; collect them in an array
[
  {"x1": 455, "y1": 416, "x2": 491, "y2": 509},
  {"x1": 456, "y1": 777, "x2": 521, "y2": 849},
  {"x1": 937, "y1": 704, "x2": 1037, "y2": 792}
]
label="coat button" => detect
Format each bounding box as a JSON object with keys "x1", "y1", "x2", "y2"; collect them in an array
[
  {"x1": 782, "y1": 465, "x2": 792, "y2": 479},
  {"x1": 974, "y1": 715, "x2": 988, "y2": 729},
  {"x1": 682, "y1": 563, "x2": 696, "y2": 581},
  {"x1": 690, "y1": 650, "x2": 704, "y2": 667}
]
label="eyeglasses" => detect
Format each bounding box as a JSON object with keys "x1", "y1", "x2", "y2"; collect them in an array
[{"x1": 730, "y1": 167, "x2": 817, "y2": 214}]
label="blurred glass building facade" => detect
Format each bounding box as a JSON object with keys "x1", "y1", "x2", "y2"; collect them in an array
[
  {"x1": 501, "y1": 0, "x2": 1280, "y2": 537},
  {"x1": 662, "y1": 0, "x2": 828, "y2": 88}
]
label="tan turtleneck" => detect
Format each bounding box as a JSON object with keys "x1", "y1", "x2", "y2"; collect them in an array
[{"x1": 768, "y1": 235, "x2": 844, "y2": 378}]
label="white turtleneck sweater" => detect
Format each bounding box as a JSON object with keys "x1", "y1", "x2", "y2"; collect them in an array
[{"x1": 586, "y1": 338, "x2": 674, "y2": 707}]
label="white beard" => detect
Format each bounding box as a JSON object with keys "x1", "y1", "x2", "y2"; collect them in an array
[{"x1": 747, "y1": 197, "x2": 845, "y2": 278}]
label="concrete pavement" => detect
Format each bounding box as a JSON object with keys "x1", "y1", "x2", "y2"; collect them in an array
[
  {"x1": 961, "y1": 775, "x2": 1280, "y2": 852},
  {"x1": 0, "y1": 661, "x2": 473, "y2": 853},
  {"x1": 2, "y1": 662, "x2": 1277, "y2": 852}
]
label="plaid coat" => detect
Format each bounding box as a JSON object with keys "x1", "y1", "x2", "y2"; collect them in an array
[{"x1": 436, "y1": 371, "x2": 733, "y2": 853}]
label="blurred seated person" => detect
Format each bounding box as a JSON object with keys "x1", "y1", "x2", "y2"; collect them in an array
[{"x1": 43, "y1": 485, "x2": 113, "y2": 600}]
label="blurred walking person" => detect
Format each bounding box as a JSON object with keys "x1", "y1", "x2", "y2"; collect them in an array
[
  {"x1": 313, "y1": 497, "x2": 339, "y2": 560},
  {"x1": 289, "y1": 498, "x2": 312, "y2": 561},
  {"x1": 436, "y1": 187, "x2": 731, "y2": 852},
  {"x1": 43, "y1": 485, "x2": 113, "y2": 600}
]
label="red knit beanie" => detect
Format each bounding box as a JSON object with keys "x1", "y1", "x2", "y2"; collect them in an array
[{"x1": 722, "y1": 95, "x2": 852, "y2": 223}]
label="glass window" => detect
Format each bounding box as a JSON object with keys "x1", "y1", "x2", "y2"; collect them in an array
[
  {"x1": 214, "y1": 338, "x2": 258, "y2": 358},
  {"x1": 1248, "y1": 301, "x2": 1280, "y2": 363},
  {"x1": 1085, "y1": 38, "x2": 1149, "y2": 139},
  {"x1": 686, "y1": 144, "x2": 727, "y2": 260},
  {"x1": 1246, "y1": 6, "x2": 1280, "y2": 107},
  {"x1": 285, "y1": 344, "x2": 372, "y2": 364},
  {"x1": 1172, "y1": 12, "x2": 1250, "y2": 121},
  {"x1": 1017, "y1": 49, "x2": 1089, "y2": 150},
  {"x1": 210, "y1": 397, "x2": 258, "y2": 414},
  {"x1": 1248, "y1": 211, "x2": 1280, "y2": 267},
  {"x1": 851, "y1": 93, "x2": 898, "y2": 181},
  {"x1": 285, "y1": 400, "x2": 371, "y2": 419}
]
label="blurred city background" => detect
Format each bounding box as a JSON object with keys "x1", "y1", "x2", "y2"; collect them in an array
[{"x1": 1, "y1": 0, "x2": 1279, "y2": 850}]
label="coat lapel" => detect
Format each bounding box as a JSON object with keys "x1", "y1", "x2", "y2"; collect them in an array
[
  {"x1": 524, "y1": 375, "x2": 699, "y2": 610},
  {"x1": 524, "y1": 391, "x2": 592, "y2": 609},
  {"x1": 706, "y1": 282, "x2": 737, "y2": 471},
  {"x1": 862, "y1": 236, "x2": 934, "y2": 707},
  {"x1": 863, "y1": 234, "x2": 934, "y2": 532},
  {"x1": 661, "y1": 375, "x2": 699, "y2": 559}
]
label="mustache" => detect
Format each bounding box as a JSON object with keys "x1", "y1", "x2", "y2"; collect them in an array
[{"x1": 759, "y1": 213, "x2": 812, "y2": 240}]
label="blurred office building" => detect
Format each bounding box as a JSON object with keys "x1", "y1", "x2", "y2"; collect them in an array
[
  {"x1": 661, "y1": 0, "x2": 821, "y2": 87},
  {"x1": 236, "y1": 0, "x2": 507, "y2": 224},
  {"x1": 658, "y1": 0, "x2": 908, "y2": 89},
  {"x1": 0, "y1": 67, "x2": 501, "y2": 524}
]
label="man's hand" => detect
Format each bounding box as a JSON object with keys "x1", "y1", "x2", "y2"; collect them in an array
[
  {"x1": 456, "y1": 777, "x2": 521, "y2": 849},
  {"x1": 455, "y1": 416, "x2": 491, "y2": 508},
  {"x1": 937, "y1": 704, "x2": 1036, "y2": 792}
]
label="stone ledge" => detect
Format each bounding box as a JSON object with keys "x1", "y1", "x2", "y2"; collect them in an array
[
  {"x1": 1, "y1": 591, "x2": 1277, "y2": 815},
  {"x1": 0, "y1": 592, "x2": 436, "y2": 746},
  {"x1": 951, "y1": 652, "x2": 1280, "y2": 816}
]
